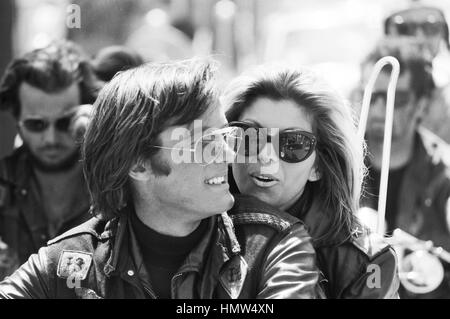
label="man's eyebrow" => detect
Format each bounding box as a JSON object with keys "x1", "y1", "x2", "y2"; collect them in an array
[{"x1": 189, "y1": 123, "x2": 231, "y2": 134}]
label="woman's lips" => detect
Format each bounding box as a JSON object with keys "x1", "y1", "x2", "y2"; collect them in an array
[{"x1": 249, "y1": 173, "x2": 279, "y2": 188}]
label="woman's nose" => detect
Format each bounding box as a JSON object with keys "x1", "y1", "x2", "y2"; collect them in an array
[{"x1": 258, "y1": 141, "x2": 278, "y2": 165}]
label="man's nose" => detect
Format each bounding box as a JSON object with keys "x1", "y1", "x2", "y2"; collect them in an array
[
  {"x1": 415, "y1": 27, "x2": 427, "y2": 40},
  {"x1": 370, "y1": 96, "x2": 386, "y2": 118},
  {"x1": 222, "y1": 139, "x2": 237, "y2": 164},
  {"x1": 210, "y1": 136, "x2": 237, "y2": 164},
  {"x1": 41, "y1": 124, "x2": 58, "y2": 144}
]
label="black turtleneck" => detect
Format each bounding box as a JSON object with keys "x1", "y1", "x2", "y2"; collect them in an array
[{"x1": 130, "y1": 211, "x2": 208, "y2": 299}]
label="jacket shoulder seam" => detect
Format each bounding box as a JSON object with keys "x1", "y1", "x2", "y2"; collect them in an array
[
  {"x1": 47, "y1": 218, "x2": 103, "y2": 246},
  {"x1": 47, "y1": 230, "x2": 100, "y2": 246}
]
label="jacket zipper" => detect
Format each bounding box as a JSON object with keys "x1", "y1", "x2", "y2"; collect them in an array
[
  {"x1": 171, "y1": 272, "x2": 184, "y2": 298},
  {"x1": 142, "y1": 283, "x2": 158, "y2": 299}
]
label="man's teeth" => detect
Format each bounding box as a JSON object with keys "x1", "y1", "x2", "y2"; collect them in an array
[{"x1": 205, "y1": 176, "x2": 226, "y2": 185}]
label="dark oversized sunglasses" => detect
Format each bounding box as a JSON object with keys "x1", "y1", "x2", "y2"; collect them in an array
[
  {"x1": 19, "y1": 113, "x2": 75, "y2": 133},
  {"x1": 228, "y1": 121, "x2": 317, "y2": 163}
]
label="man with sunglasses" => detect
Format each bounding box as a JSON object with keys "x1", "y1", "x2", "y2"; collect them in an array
[
  {"x1": 383, "y1": 2, "x2": 450, "y2": 144},
  {"x1": 384, "y1": 3, "x2": 449, "y2": 59},
  {"x1": 0, "y1": 60, "x2": 321, "y2": 299},
  {"x1": 384, "y1": 1, "x2": 450, "y2": 58},
  {"x1": 0, "y1": 41, "x2": 99, "y2": 279},
  {"x1": 359, "y1": 40, "x2": 450, "y2": 298}
]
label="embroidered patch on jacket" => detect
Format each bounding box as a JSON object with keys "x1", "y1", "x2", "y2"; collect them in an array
[
  {"x1": 57, "y1": 250, "x2": 93, "y2": 281},
  {"x1": 219, "y1": 255, "x2": 248, "y2": 299}
]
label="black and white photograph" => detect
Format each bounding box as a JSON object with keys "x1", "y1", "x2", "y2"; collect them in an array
[{"x1": 0, "y1": 0, "x2": 449, "y2": 306}]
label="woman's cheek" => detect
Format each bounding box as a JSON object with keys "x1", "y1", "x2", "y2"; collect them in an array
[{"x1": 281, "y1": 163, "x2": 309, "y2": 194}]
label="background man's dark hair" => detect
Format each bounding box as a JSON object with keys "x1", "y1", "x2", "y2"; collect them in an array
[
  {"x1": 363, "y1": 38, "x2": 435, "y2": 100},
  {"x1": 92, "y1": 45, "x2": 144, "y2": 82},
  {"x1": 83, "y1": 59, "x2": 219, "y2": 219},
  {"x1": 0, "y1": 40, "x2": 101, "y2": 118}
]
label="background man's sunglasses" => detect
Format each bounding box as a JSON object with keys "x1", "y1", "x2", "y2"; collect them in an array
[
  {"x1": 228, "y1": 121, "x2": 317, "y2": 163},
  {"x1": 389, "y1": 11, "x2": 445, "y2": 37},
  {"x1": 19, "y1": 114, "x2": 74, "y2": 133},
  {"x1": 394, "y1": 21, "x2": 445, "y2": 36}
]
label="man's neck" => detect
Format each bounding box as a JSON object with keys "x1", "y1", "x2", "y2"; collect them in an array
[
  {"x1": 34, "y1": 163, "x2": 85, "y2": 223},
  {"x1": 368, "y1": 132, "x2": 415, "y2": 171},
  {"x1": 133, "y1": 197, "x2": 201, "y2": 237},
  {"x1": 34, "y1": 163, "x2": 83, "y2": 192}
]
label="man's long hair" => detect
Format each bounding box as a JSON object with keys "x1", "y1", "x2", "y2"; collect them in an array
[{"x1": 82, "y1": 59, "x2": 219, "y2": 219}]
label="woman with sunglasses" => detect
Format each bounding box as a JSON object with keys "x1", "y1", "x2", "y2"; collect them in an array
[{"x1": 224, "y1": 65, "x2": 399, "y2": 299}]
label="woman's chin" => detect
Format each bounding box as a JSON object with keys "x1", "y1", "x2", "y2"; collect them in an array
[{"x1": 244, "y1": 188, "x2": 280, "y2": 207}]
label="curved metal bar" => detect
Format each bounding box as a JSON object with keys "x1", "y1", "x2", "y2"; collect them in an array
[{"x1": 358, "y1": 56, "x2": 400, "y2": 235}]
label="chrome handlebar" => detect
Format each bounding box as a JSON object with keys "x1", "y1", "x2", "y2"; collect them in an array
[{"x1": 358, "y1": 56, "x2": 400, "y2": 236}]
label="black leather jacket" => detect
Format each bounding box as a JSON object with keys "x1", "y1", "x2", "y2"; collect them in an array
[
  {"x1": 0, "y1": 147, "x2": 91, "y2": 279},
  {"x1": 0, "y1": 195, "x2": 322, "y2": 299},
  {"x1": 228, "y1": 171, "x2": 399, "y2": 299},
  {"x1": 288, "y1": 184, "x2": 400, "y2": 299},
  {"x1": 362, "y1": 128, "x2": 450, "y2": 298}
]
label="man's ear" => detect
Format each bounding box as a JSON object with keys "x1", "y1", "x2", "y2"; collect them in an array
[
  {"x1": 129, "y1": 161, "x2": 152, "y2": 181},
  {"x1": 308, "y1": 165, "x2": 321, "y2": 182}
]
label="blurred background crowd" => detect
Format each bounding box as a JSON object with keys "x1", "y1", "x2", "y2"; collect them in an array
[
  {"x1": 1, "y1": 0, "x2": 450, "y2": 158},
  {"x1": 1, "y1": 0, "x2": 450, "y2": 299}
]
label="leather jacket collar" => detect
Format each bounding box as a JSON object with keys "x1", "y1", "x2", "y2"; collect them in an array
[{"x1": 101, "y1": 206, "x2": 241, "y2": 285}]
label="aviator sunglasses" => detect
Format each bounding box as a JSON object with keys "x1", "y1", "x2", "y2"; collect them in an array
[
  {"x1": 149, "y1": 126, "x2": 241, "y2": 165},
  {"x1": 228, "y1": 121, "x2": 317, "y2": 163}
]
